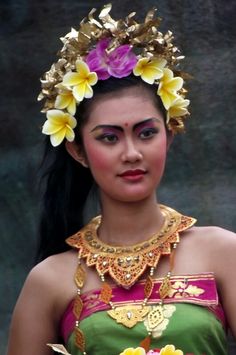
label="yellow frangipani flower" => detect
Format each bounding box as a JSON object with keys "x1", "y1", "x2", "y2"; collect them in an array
[
  {"x1": 167, "y1": 96, "x2": 190, "y2": 123},
  {"x1": 119, "y1": 347, "x2": 146, "y2": 355},
  {"x1": 42, "y1": 109, "x2": 77, "y2": 147},
  {"x1": 63, "y1": 60, "x2": 98, "y2": 102},
  {"x1": 133, "y1": 58, "x2": 167, "y2": 84},
  {"x1": 55, "y1": 85, "x2": 77, "y2": 115},
  {"x1": 158, "y1": 68, "x2": 183, "y2": 110},
  {"x1": 160, "y1": 344, "x2": 183, "y2": 355}
]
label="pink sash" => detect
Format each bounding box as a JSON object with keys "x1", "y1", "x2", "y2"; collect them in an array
[{"x1": 60, "y1": 273, "x2": 226, "y2": 342}]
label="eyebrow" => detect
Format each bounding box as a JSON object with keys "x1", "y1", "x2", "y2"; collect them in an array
[{"x1": 90, "y1": 118, "x2": 161, "y2": 133}]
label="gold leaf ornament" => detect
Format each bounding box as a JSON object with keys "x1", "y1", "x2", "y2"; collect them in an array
[
  {"x1": 144, "y1": 275, "x2": 154, "y2": 299},
  {"x1": 74, "y1": 264, "x2": 86, "y2": 289},
  {"x1": 107, "y1": 304, "x2": 151, "y2": 328},
  {"x1": 159, "y1": 275, "x2": 172, "y2": 299},
  {"x1": 75, "y1": 327, "x2": 86, "y2": 352},
  {"x1": 73, "y1": 295, "x2": 83, "y2": 319},
  {"x1": 98, "y1": 3, "x2": 112, "y2": 18},
  {"x1": 100, "y1": 282, "x2": 113, "y2": 304}
]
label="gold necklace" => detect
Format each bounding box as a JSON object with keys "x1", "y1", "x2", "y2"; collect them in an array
[{"x1": 66, "y1": 205, "x2": 196, "y2": 288}]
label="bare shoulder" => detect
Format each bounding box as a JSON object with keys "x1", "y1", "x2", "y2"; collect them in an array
[
  {"x1": 174, "y1": 224, "x2": 236, "y2": 275},
  {"x1": 7, "y1": 249, "x2": 79, "y2": 355},
  {"x1": 30, "y1": 249, "x2": 78, "y2": 283},
  {"x1": 11, "y1": 248, "x2": 79, "y2": 327},
  {"x1": 186, "y1": 225, "x2": 236, "y2": 274},
  {"x1": 190, "y1": 227, "x2": 236, "y2": 337},
  {"x1": 26, "y1": 249, "x2": 78, "y2": 309},
  {"x1": 183, "y1": 224, "x2": 236, "y2": 247},
  {"x1": 180, "y1": 226, "x2": 236, "y2": 337}
]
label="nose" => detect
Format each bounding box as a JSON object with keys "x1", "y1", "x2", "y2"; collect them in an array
[{"x1": 121, "y1": 139, "x2": 143, "y2": 163}]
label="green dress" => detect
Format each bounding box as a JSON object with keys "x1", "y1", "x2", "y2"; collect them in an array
[{"x1": 61, "y1": 273, "x2": 228, "y2": 355}]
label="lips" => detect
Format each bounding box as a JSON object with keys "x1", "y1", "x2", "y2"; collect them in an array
[{"x1": 119, "y1": 169, "x2": 146, "y2": 177}]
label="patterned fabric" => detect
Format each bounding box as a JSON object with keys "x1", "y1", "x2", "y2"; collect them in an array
[{"x1": 60, "y1": 273, "x2": 228, "y2": 355}]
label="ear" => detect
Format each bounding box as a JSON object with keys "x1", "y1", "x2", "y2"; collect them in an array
[
  {"x1": 166, "y1": 131, "x2": 174, "y2": 151},
  {"x1": 65, "y1": 141, "x2": 89, "y2": 168}
]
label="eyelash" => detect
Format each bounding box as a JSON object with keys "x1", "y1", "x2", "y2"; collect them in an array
[
  {"x1": 95, "y1": 127, "x2": 158, "y2": 144},
  {"x1": 139, "y1": 127, "x2": 158, "y2": 139},
  {"x1": 96, "y1": 133, "x2": 118, "y2": 144}
]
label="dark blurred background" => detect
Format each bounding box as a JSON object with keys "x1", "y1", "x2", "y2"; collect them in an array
[{"x1": 1, "y1": 0, "x2": 235, "y2": 353}]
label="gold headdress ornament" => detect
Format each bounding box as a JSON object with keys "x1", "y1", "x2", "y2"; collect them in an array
[{"x1": 38, "y1": 4, "x2": 191, "y2": 147}]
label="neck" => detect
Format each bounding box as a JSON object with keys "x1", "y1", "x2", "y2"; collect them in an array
[{"x1": 98, "y1": 193, "x2": 164, "y2": 246}]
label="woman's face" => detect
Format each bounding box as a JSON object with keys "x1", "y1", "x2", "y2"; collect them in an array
[{"x1": 78, "y1": 89, "x2": 170, "y2": 203}]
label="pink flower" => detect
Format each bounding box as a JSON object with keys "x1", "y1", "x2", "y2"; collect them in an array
[
  {"x1": 147, "y1": 351, "x2": 160, "y2": 355},
  {"x1": 86, "y1": 38, "x2": 137, "y2": 80}
]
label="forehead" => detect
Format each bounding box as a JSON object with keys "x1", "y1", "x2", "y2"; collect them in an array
[{"x1": 86, "y1": 89, "x2": 164, "y2": 127}]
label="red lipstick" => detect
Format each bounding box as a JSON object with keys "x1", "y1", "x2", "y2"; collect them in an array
[{"x1": 119, "y1": 169, "x2": 146, "y2": 181}]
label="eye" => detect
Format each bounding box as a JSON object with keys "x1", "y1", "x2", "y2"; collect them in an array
[
  {"x1": 96, "y1": 133, "x2": 118, "y2": 144},
  {"x1": 139, "y1": 127, "x2": 158, "y2": 139}
]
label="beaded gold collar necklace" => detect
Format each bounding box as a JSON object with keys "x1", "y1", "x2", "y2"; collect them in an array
[{"x1": 66, "y1": 205, "x2": 196, "y2": 288}]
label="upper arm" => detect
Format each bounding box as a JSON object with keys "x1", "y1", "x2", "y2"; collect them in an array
[
  {"x1": 7, "y1": 263, "x2": 59, "y2": 355},
  {"x1": 213, "y1": 228, "x2": 236, "y2": 338}
]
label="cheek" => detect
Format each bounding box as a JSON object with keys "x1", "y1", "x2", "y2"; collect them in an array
[
  {"x1": 83, "y1": 139, "x2": 111, "y2": 171},
  {"x1": 151, "y1": 138, "x2": 168, "y2": 168}
]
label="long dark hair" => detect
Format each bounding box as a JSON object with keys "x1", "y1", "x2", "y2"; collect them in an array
[{"x1": 36, "y1": 75, "x2": 166, "y2": 262}]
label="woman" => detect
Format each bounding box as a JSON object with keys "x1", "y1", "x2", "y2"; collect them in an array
[{"x1": 7, "y1": 4, "x2": 236, "y2": 355}]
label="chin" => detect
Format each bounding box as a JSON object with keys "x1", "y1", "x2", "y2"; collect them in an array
[{"x1": 111, "y1": 189, "x2": 156, "y2": 203}]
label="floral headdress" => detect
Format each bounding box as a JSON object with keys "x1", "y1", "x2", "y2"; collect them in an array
[{"x1": 38, "y1": 4, "x2": 190, "y2": 147}]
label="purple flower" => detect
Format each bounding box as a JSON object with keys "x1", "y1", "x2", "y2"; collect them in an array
[{"x1": 86, "y1": 38, "x2": 137, "y2": 80}]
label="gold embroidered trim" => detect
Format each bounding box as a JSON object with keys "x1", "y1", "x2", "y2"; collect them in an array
[
  {"x1": 144, "y1": 304, "x2": 176, "y2": 338},
  {"x1": 168, "y1": 280, "x2": 205, "y2": 298}
]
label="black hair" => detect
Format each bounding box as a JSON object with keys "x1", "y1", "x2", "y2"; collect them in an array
[
  {"x1": 36, "y1": 141, "x2": 94, "y2": 262},
  {"x1": 36, "y1": 75, "x2": 166, "y2": 262}
]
